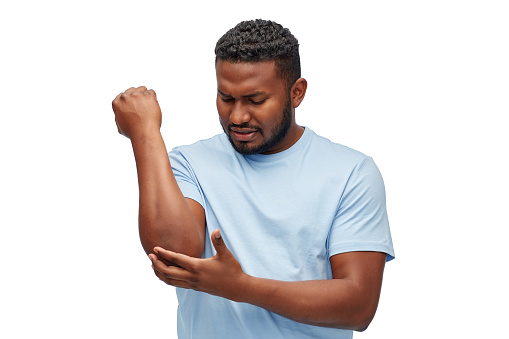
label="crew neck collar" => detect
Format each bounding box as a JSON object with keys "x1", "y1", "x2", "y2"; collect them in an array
[{"x1": 243, "y1": 127, "x2": 311, "y2": 162}]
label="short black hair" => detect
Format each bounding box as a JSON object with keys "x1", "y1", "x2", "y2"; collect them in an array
[{"x1": 215, "y1": 19, "x2": 301, "y2": 90}]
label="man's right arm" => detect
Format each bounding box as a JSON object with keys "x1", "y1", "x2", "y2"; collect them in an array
[{"x1": 112, "y1": 86, "x2": 205, "y2": 258}]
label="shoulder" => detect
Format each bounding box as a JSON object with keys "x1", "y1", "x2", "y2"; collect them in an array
[
  {"x1": 168, "y1": 133, "x2": 243, "y2": 176},
  {"x1": 171, "y1": 133, "x2": 227, "y2": 153},
  {"x1": 306, "y1": 128, "x2": 370, "y2": 169},
  {"x1": 169, "y1": 133, "x2": 233, "y2": 160}
]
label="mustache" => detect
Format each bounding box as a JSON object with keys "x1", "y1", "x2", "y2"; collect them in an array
[{"x1": 228, "y1": 123, "x2": 261, "y2": 131}]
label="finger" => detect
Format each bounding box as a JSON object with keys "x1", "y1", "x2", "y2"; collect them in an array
[
  {"x1": 124, "y1": 87, "x2": 136, "y2": 94},
  {"x1": 143, "y1": 89, "x2": 157, "y2": 98},
  {"x1": 152, "y1": 263, "x2": 194, "y2": 286},
  {"x1": 119, "y1": 88, "x2": 136, "y2": 102},
  {"x1": 136, "y1": 86, "x2": 148, "y2": 92},
  {"x1": 151, "y1": 260, "x2": 187, "y2": 282},
  {"x1": 211, "y1": 229, "x2": 229, "y2": 256},
  {"x1": 149, "y1": 253, "x2": 194, "y2": 281},
  {"x1": 112, "y1": 92, "x2": 122, "y2": 109},
  {"x1": 152, "y1": 265, "x2": 190, "y2": 289},
  {"x1": 153, "y1": 247, "x2": 195, "y2": 270}
]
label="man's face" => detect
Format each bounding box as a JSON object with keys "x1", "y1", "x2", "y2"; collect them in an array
[{"x1": 216, "y1": 60, "x2": 297, "y2": 155}]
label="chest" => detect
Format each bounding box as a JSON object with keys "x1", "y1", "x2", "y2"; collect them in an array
[{"x1": 196, "y1": 159, "x2": 346, "y2": 279}]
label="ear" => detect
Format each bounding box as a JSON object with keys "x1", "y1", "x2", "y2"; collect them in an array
[{"x1": 290, "y1": 78, "x2": 307, "y2": 109}]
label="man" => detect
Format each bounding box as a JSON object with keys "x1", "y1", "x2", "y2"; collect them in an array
[{"x1": 112, "y1": 19, "x2": 394, "y2": 338}]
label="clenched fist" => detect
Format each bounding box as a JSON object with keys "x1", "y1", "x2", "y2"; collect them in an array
[{"x1": 112, "y1": 86, "x2": 162, "y2": 139}]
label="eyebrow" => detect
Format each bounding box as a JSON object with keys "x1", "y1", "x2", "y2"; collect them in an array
[{"x1": 217, "y1": 90, "x2": 267, "y2": 98}]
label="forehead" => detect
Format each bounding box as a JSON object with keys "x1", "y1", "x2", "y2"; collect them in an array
[{"x1": 215, "y1": 60, "x2": 285, "y2": 95}]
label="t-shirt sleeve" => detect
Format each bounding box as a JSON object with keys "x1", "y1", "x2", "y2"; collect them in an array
[
  {"x1": 328, "y1": 157, "x2": 395, "y2": 261},
  {"x1": 168, "y1": 148, "x2": 204, "y2": 207}
]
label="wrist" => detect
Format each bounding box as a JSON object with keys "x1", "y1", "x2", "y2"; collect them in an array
[
  {"x1": 129, "y1": 129, "x2": 168, "y2": 163},
  {"x1": 130, "y1": 127, "x2": 163, "y2": 146},
  {"x1": 233, "y1": 273, "x2": 256, "y2": 303}
]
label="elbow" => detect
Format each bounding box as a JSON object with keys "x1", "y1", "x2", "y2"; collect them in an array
[
  {"x1": 139, "y1": 222, "x2": 204, "y2": 258},
  {"x1": 350, "y1": 304, "x2": 378, "y2": 332},
  {"x1": 353, "y1": 320, "x2": 371, "y2": 333},
  {"x1": 344, "y1": 282, "x2": 382, "y2": 332},
  {"x1": 327, "y1": 314, "x2": 373, "y2": 332},
  {"x1": 140, "y1": 234, "x2": 203, "y2": 258},
  {"x1": 323, "y1": 307, "x2": 376, "y2": 331},
  {"x1": 331, "y1": 297, "x2": 378, "y2": 332},
  {"x1": 338, "y1": 312, "x2": 374, "y2": 332}
]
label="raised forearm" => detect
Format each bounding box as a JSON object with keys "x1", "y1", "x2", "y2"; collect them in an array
[
  {"x1": 131, "y1": 132, "x2": 203, "y2": 257},
  {"x1": 239, "y1": 276, "x2": 377, "y2": 331}
]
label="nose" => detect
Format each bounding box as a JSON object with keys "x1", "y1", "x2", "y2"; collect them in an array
[{"x1": 229, "y1": 101, "x2": 251, "y2": 125}]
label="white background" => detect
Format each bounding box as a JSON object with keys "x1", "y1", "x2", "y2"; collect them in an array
[{"x1": 1, "y1": 1, "x2": 508, "y2": 338}]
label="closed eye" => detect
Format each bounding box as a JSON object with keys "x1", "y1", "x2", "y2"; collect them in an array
[
  {"x1": 220, "y1": 96, "x2": 234, "y2": 103},
  {"x1": 250, "y1": 99, "x2": 267, "y2": 105}
]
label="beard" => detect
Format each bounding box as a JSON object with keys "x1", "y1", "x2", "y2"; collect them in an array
[{"x1": 223, "y1": 98, "x2": 293, "y2": 155}]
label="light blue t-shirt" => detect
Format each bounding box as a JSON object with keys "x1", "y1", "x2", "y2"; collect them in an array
[{"x1": 169, "y1": 128, "x2": 394, "y2": 339}]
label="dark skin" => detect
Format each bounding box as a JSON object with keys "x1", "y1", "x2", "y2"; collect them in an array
[
  {"x1": 112, "y1": 60, "x2": 386, "y2": 331},
  {"x1": 112, "y1": 86, "x2": 205, "y2": 259},
  {"x1": 216, "y1": 60, "x2": 304, "y2": 155}
]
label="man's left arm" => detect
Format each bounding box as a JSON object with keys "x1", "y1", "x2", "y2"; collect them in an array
[{"x1": 149, "y1": 229, "x2": 386, "y2": 332}]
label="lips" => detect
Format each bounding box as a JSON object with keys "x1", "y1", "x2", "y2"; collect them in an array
[{"x1": 230, "y1": 127, "x2": 259, "y2": 142}]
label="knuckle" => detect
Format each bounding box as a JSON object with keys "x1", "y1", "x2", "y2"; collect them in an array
[
  {"x1": 170, "y1": 258, "x2": 179, "y2": 267},
  {"x1": 187, "y1": 261, "x2": 198, "y2": 273},
  {"x1": 189, "y1": 275, "x2": 200, "y2": 285}
]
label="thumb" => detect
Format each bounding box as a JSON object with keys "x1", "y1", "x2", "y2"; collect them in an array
[{"x1": 212, "y1": 229, "x2": 227, "y2": 254}]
